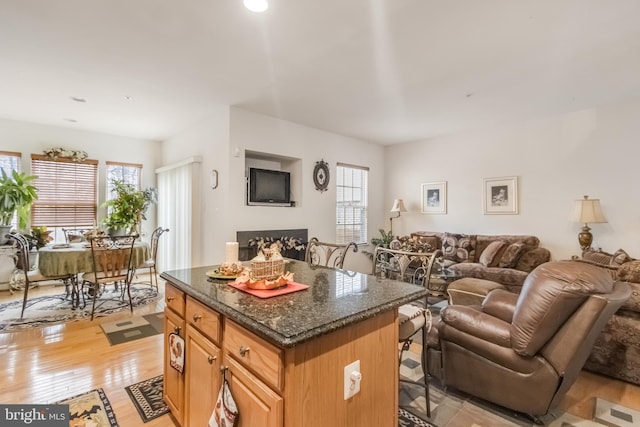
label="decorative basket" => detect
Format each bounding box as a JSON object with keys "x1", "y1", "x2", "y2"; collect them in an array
[{"x1": 250, "y1": 259, "x2": 284, "y2": 281}]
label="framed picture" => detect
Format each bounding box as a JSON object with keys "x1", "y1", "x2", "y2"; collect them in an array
[
  {"x1": 421, "y1": 181, "x2": 447, "y2": 214},
  {"x1": 483, "y1": 176, "x2": 518, "y2": 215}
]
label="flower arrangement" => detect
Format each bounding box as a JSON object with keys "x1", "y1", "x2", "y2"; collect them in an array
[
  {"x1": 43, "y1": 147, "x2": 88, "y2": 162},
  {"x1": 394, "y1": 236, "x2": 434, "y2": 252},
  {"x1": 248, "y1": 236, "x2": 306, "y2": 253}
]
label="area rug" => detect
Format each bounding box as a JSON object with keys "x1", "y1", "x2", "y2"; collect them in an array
[
  {"x1": 126, "y1": 375, "x2": 436, "y2": 426},
  {"x1": 57, "y1": 388, "x2": 118, "y2": 427},
  {"x1": 125, "y1": 375, "x2": 169, "y2": 422},
  {"x1": 0, "y1": 285, "x2": 159, "y2": 332},
  {"x1": 101, "y1": 312, "x2": 164, "y2": 345},
  {"x1": 399, "y1": 407, "x2": 435, "y2": 426},
  {"x1": 400, "y1": 350, "x2": 604, "y2": 427}
]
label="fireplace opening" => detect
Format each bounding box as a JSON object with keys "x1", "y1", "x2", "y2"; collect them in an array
[{"x1": 236, "y1": 229, "x2": 308, "y2": 261}]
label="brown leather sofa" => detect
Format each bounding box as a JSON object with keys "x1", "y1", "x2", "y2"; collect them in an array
[{"x1": 427, "y1": 261, "x2": 631, "y2": 419}]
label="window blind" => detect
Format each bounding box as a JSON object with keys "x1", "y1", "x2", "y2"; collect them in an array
[{"x1": 30, "y1": 154, "x2": 98, "y2": 227}]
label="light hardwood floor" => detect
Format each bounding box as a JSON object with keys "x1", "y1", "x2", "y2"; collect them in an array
[{"x1": 1, "y1": 277, "x2": 639, "y2": 426}]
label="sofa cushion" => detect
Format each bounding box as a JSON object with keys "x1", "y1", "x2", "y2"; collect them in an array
[
  {"x1": 612, "y1": 249, "x2": 632, "y2": 266},
  {"x1": 441, "y1": 233, "x2": 476, "y2": 263},
  {"x1": 515, "y1": 247, "x2": 551, "y2": 273},
  {"x1": 511, "y1": 261, "x2": 614, "y2": 357},
  {"x1": 479, "y1": 240, "x2": 506, "y2": 267},
  {"x1": 617, "y1": 260, "x2": 640, "y2": 283},
  {"x1": 498, "y1": 242, "x2": 527, "y2": 268},
  {"x1": 475, "y1": 235, "x2": 540, "y2": 262}
]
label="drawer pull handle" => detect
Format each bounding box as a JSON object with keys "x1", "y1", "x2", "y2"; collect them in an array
[
  {"x1": 208, "y1": 355, "x2": 217, "y2": 364},
  {"x1": 193, "y1": 313, "x2": 203, "y2": 321},
  {"x1": 239, "y1": 346, "x2": 250, "y2": 357},
  {"x1": 173, "y1": 326, "x2": 181, "y2": 334},
  {"x1": 167, "y1": 296, "x2": 175, "y2": 302}
]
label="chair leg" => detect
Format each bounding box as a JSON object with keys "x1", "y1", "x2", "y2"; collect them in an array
[
  {"x1": 20, "y1": 279, "x2": 30, "y2": 318},
  {"x1": 90, "y1": 282, "x2": 98, "y2": 321},
  {"x1": 126, "y1": 280, "x2": 133, "y2": 313}
]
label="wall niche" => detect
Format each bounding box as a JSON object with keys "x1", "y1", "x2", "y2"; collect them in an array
[{"x1": 245, "y1": 150, "x2": 302, "y2": 207}]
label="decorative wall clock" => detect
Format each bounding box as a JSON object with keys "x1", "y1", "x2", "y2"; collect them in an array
[{"x1": 313, "y1": 160, "x2": 330, "y2": 192}]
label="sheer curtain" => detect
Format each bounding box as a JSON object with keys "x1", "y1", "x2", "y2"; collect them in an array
[{"x1": 156, "y1": 157, "x2": 201, "y2": 271}]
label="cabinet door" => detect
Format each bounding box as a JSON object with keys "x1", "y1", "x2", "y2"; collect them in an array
[
  {"x1": 185, "y1": 326, "x2": 222, "y2": 427},
  {"x1": 164, "y1": 308, "x2": 185, "y2": 426},
  {"x1": 226, "y1": 356, "x2": 283, "y2": 427}
]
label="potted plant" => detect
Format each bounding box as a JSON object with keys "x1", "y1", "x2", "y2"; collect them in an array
[
  {"x1": 102, "y1": 179, "x2": 157, "y2": 235},
  {"x1": 0, "y1": 170, "x2": 38, "y2": 244}
]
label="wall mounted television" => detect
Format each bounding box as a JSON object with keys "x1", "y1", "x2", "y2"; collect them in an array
[{"x1": 247, "y1": 167, "x2": 292, "y2": 206}]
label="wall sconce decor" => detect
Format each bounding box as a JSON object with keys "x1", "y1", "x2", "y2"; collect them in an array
[
  {"x1": 570, "y1": 195, "x2": 607, "y2": 250},
  {"x1": 210, "y1": 170, "x2": 218, "y2": 189}
]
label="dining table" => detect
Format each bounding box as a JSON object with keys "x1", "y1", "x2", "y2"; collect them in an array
[
  {"x1": 37, "y1": 241, "x2": 151, "y2": 309},
  {"x1": 38, "y1": 241, "x2": 150, "y2": 277}
]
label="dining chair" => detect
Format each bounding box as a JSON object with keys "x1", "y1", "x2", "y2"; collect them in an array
[
  {"x1": 371, "y1": 245, "x2": 442, "y2": 418},
  {"x1": 81, "y1": 234, "x2": 138, "y2": 320},
  {"x1": 134, "y1": 227, "x2": 169, "y2": 292},
  {"x1": 304, "y1": 237, "x2": 358, "y2": 269},
  {"x1": 62, "y1": 227, "x2": 92, "y2": 244},
  {"x1": 5, "y1": 233, "x2": 76, "y2": 317}
]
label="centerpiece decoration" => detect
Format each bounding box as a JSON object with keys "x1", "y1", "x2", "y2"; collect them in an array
[
  {"x1": 218, "y1": 242, "x2": 244, "y2": 276},
  {"x1": 235, "y1": 244, "x2": 294, "y2": 290}
]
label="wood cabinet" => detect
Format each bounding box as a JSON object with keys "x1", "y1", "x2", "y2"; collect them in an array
[
  {"x1": 163, "y1": 282, "x2": 398, "y2": 427},
  {"x1": 184, "y1": 325, "x2": 222, "y2": 427},
  {"x1": 163, "y1": 301, "x2": 185, "y2": 425}
]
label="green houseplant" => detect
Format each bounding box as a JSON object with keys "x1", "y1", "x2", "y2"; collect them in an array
[
  {"x1": 102, "y1": 179, "x2": 157, "y2": 235},
  {"x1": 0, "y1": 170, "x2": 38, "y2": 243}
]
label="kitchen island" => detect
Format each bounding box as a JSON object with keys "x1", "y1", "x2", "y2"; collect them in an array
[{"x1": 160, "y1": 260, "x2": 427, "y2": 427}]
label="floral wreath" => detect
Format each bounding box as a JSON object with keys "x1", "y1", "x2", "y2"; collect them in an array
[{"x1": 43, "y1": 147, "x2": 88, "y2": 162}]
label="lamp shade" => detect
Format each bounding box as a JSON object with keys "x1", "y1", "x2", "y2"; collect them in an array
[
  {"x1": 570, "y1": 195, "x2": 607, "y2": 224},
  {"x1": 390, "y1": 199, "x2": 407, "y2": 213}
]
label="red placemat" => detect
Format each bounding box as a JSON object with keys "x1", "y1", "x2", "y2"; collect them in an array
[{"x1": 227, "y1": 281, "x2": 309, "y2": 298}]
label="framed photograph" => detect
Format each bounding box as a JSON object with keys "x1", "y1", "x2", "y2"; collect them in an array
[
  {"x1": 421, "y1": 181, "x2": 447, "y2": 214},
  {"x1": 484, "y1": 176, "x2": 518, "y2": 215}
]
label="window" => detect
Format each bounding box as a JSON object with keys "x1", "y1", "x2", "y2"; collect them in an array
[
  {"x1": 30, "y1": 154, "x2": 98, "y2": 227},
  {"x1": 0, "y1": 151, "x2": 21, "y2": 174},
  {"x1": 336, "y1": 163, "x2": 368, "y2": 244},
  {"x1": 106, "y1": 161, "x2": 141, "y2": 200},
  {"x1": 0, "y1": 151, "x2": 22, "y2": 228}
]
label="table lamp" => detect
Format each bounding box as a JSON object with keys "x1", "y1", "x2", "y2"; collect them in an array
[{"x1": 570, "y1": 195, "x2": 607, "y2": 250}]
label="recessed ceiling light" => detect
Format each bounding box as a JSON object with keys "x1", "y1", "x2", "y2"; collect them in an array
[
  {"x1": 124, "y1": 95, "x2": 133, "y2": 100},
  {"x1": 70, "y1": 96, "x2": 86, "y2": 103},
  {"x1": 244, "y1": 0, "x2": 268, "y2": 13},
  {"x1": 64, "y1": 118, "x2": 78, "y2": 123}
]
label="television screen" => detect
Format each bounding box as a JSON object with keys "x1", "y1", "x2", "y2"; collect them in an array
[{"x1": 248, "y1": 168, "x2": 291, "y2": 206}]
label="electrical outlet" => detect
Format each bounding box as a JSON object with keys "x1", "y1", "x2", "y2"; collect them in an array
[{"x1": 344, "y1": 360, "x2": 361, "y2": 400}]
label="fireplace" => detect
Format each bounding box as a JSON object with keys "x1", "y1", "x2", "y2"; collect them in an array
[{"x1": 237, "y1": 229, "x2": 308, "y2": 261}]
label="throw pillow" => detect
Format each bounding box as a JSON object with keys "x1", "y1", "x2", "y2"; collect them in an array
[
  {"x1": 617, "y1": 260, "x2": 640, "y2": 283},
  {"x1": 612, "y1": 249, "x2": 632, "y2": 266},
  {"x1": 479, "y1": 240, "x2": 506, "y2": 267},
  {"x1": 498, "y1": 242, "x2": 527, "y2": 268},
  {"x1": 441, "y1": 233, "x2": 476, "y2": 263}
]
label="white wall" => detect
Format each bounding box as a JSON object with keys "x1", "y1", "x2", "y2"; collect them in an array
[
  {"x1": 0, "y1": 117, "x2": 160, "y2": 237},
  {"x1": 160, "y1": 107, "x2": 385, "y2": 272},
  {"x1": 229, "y1": 108, "x2": 386, "y2": 273},
  {"x1": 160, "y1": 105, "x2": 231, "y2": 268},
  {"x1": 384, "y1": 99, "x2": 640, "y2": 261}
]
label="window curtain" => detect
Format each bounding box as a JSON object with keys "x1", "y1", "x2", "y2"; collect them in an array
[{"x1": 156, "y1": 157, "x2": 201, "y2": 271}]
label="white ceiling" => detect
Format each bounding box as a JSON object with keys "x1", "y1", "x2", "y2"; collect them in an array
[{"x1": 1, "y1": 0, "x2": 640, "y2": 145}]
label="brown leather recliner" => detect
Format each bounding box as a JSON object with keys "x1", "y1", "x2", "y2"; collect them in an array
[{"x1": 427, "y1": 261, "x2": 631, "y2": 418}]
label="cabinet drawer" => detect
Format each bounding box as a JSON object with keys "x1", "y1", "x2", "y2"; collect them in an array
[
  {"x1": 186, "y1": 296, "x2": 221, "y2": 344},
  {"x1": 224, "y1": 320, "x2": 284, "y2": 392},
  {"x1": 165, "y1": 283, "x2": 185, "y2": 316}
]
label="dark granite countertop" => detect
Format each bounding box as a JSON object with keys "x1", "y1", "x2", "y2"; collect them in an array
[{"x1": 160, "y1": 260, "x2": 427, "y2": 348}]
